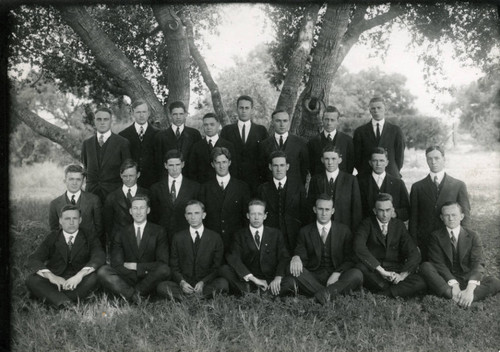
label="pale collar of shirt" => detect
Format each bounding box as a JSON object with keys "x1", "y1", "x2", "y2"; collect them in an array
[
  {"x1": 238, "y1": 120, "x2": 251, "y2": 136},
  {"x1": 66, "y1": 190, "x2": 81, "y2": 203},
  {"x1": 122, "y1": 184, "x2": 138, "y2": 197},
  {"x1": 250, "y1": 225, "x2": 264, "y2": 239},
  {"x1": 62, "y1": 230, "x2": 79, "y2": 244},
  {"x1": 134, "y1": 122, "x2": 148, "y2": 134},
  {"x1": 376, "y1": 218, "x2": 389, "y2": 234},
  {"x1": 134, "y1": 221, "x2": 147, "y2": 234},
  {"x1": 323, "y1": 130, "x2": 337, "y2": 140},
  {"x1": 172, "y1": 124, "x2": 185, "y2": 135},
  {"x1": 273, "y1": 176, "x2": 287, "y2": 190},
  {"x1": 216, "y1": 174, "x2": 231, "y2": 187},
  {"x1": 429, "y1": 170, "x2": 445, "y2": 184},
  {"x1": 372, "y1": 171, "x2": 386, "y2": 188},
  {"x1": 275, "y1": 132, "x2": 289, "y2": 145},
  {"x1": 447, "y1": 226, "x2": 460, "y2": 241},
  {"x1": 97, "y1": 130, "x2": 112, "y2": 144},
  {"x1": 206, "y1": 134, "x2": 219, "y2": 145},
  {"x1": 190, "y1": 225, "x2": 204, "y2": 242},
  {"x1": 325, "y1": 169, "x2": 340, "y2": 183},
  {"x1": 316, "y1": 221, "x2": 332, "y2": 237},
  {"x1": 371, "y1": 119, "x2": 385, "y2": 134},
  {"x1": 169, "y1": 174, "x2": 183, "y2": 194}
]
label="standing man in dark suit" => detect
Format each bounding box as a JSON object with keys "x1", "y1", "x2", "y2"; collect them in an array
[
  {"x1": 353, "y1": 97, "x2": 405, "y2": 178},
  {"x1": 154, "y1": 101, "x2": 202, "y2": 180},
  {"x1": 157, "y1": 200, "x2": 228, "y2": 300},
  {"x1": 308, "y1": 145, "x2": 362, "y2": 231},
  {"x1": 220, "y1": 95, "x2": 268, "y2": 194},
  {"x1": 98, "y1": 196, "x2": 171, "y2": 302},
  {"x1": 150, "y1": 150, "x2": 200, "y2": 244},
  {"x1": 308, "y1": 106, "x2": 354, "y2": 175},
  {"x1": 199, "y1": 147, "x2": 251, "y2": 252},
  {"x1": 49, "y1": 164, "x2": 103, "y2": 245},
  {"x1": 357, "y1": 147, "x2": 410, "y2": 221},
  {"x1": 26, "y1": 205, "x2": 105, "y2": 308},
  {"x1": 81, "y1": 106, "x2": 131, "y2": 204},
  {"x1": 220, "y1": 199, "x2": 296, "y2": 296},
  {"x1": 257, "y1": 150, "x2": 309, "y2": 253},
  {"x1": 259, "y1": 110, "x2": 309, "y2": 185},
  {"x1": 119, "y1": 99, "x2": 159, "y2": 188},
  {"x1": 188, "y1": 113, "x2": 238, "y2": 183},
  {"x1": 354, "y1": 193, "x2": 426, "y2": 298},
  {"x1": 103, "y1": 159, "x2": 150, "y2": 248},
  {"x1": 409, "y1": 146, "x2": 471, "y2": 261},
  {"x1": 289, "y1": 194, "x2": 363, "y2": 304},
  {"x1": 420, "y1": 202, "x2": 500, "y2": 307}
]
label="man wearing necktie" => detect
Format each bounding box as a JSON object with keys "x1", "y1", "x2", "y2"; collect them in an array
[
  {"x1": 98, "y1": 196, "x2": 170, "y2": 303},
  {"x1": 220, "y1": 199, "x2": 296, "y2": 296},
  {"x1": 26, "y1": 205, "x2": 105, "y2": 309},
  {"x1": 49, "y1": 164, "x2": 103, "y2": 246},
  {"x1": 290, "y1": 194, "x2": 363, "y2": 304},
  {"x1": 354, "y1": 193, "x2": 426, "y2": 298},
  {"x1": 420, "y1": 202, "x2": 500, "y2": 307},
  {"x1": 410, "y1": 145, "x2": 471, "y2": 261},
  {"x1": 157, "y1": 200, "x2": 228, "y2": 300}
]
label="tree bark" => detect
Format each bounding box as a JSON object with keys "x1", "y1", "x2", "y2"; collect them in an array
[{"x1": 57, "y1": 6, "x2": 166, "y2": 125}]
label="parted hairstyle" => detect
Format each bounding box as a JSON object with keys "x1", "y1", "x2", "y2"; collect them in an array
[
  {"x1": 248, "y1": 199, "x2": 267, "y2": 211},
  {"x1": 203, "y1": 112, "x2": 219, "y2": 122},
  {"x1": 64, "y1": 164, "x2": 85, "y2": 177},
  {"x1": 120, "y1": 159, "x2": 139, "y2": 174},
  {"x1": 131, "y1": 99, "x2": 149, "y2": 111},
  {"x1": 95, "y1": 106, "x2": 113, "y2": 116},
  {"x1": 440, "y1": 201, "x2": 463, "y2": 214},
  {"x1": 323, "y1": 105, "x2": 340, "y2": 118},
  {"x1": 370, "y1": 147, "x2": 388, "y2": 159},
  {"x1": 375, "y1": 192, "x2": 393, "y2": 204},
  {"x1": 163, "y1": 149, "x2": 184, "y2": 163},
  {"x1": 237, "y1": 95, "x2": 253, "y2": 107},
  {"x1": 321, "y1": 144, "x2": 343, "y2": 158},
  {"x1": 185, "y1": 199, "x2": 206, "y2": 212},
  {"x1": 425, "y1": 145, "x2": 445, "y2": 157},
  {"x1": 168, "y1": 101, "x2": 186, "y2": 113},
  {"x1": 59, "y1": 204, "x2": 81, "y2": 217},
  {"x1": 129, "y1": 195, "x2": 151, "y2": 208},
  {"x1": 315, "y1": 193, "x2": 335, "y2": 207},
  {"x1": 269, "y1": 150, "x2": 289, "y2": 164},
  {"x1": 369, "y1": 96, "x2": 385, "y2": 105},
  {"x1": 211, "y1": 146, "x2": 231, "y2": 162}
]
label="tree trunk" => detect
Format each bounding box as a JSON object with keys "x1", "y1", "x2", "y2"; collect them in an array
[{"x1": 57, "y1": 6, "x2": 166, "y2": 125}]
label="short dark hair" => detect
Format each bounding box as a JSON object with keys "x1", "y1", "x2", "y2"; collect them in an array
[
  {"x1": 120, "y1": 159, "x2": 139, "y2": 174},
  {"x1": 425, "y1": 145, "x2": 445, "y2": 157},
  {"x1": 370, "y1": 147, "x2": 388, "y2": 159},
  {"x1": 248, "y1": 199, "x2": 266, "y2": 211},
  {"x1": 321, "y1": 144, "x2": 342, "y2": 158},
  {"x1": 369, "y1": 97, "x2": 385, "y2": 105},
  {"x1": 269, "y1": 150, "x2": 288, "y2": 164},
  {"x1": 375, "y1": 193, "x2": 393, "y2": 204},
  {"x1": 168, "y1": 101, "x2": 186, "y2": 113},
  {"x1": 203, "y1": 112, "x2": 219, "y2": 122},
  {"x1": 95, "y1": 106, "x2": 113, "y2": 116},
  {"x1": 440, "y1": 201, "x2": 463, "y2": 214},
  {"x1": 315, "y1": 193, "x2": 334, "y2": 207},
  {"x1": 211, "y1": 146, "x2": 231, "y2": 162},
  {"x1": 60, "y1": 204, "x2": 81, "y2": 217},
  {"x1": 323, "y1": 106, "x2": 340, "y2": 118},
  {"x1": 271, "y1": 109, "x2": 288, "y2": 119},
  {"x1": 237, "y1": 95, "x2": 253, "y2": 107},
  {"x1": 64, "y1": 164, "x2": 85, "y2": 177},
  {"x1": 186, "y1": 199, "x2": 205, "y2": 212},
  {"x1": 130, "y1": 195, "x2": 151, "y2": 208},
  {"x1": 164, "y1": 149, "x2": 184, "y2": 163},
  {"x1": 131, "y1": 99, "x2": 149, "y2": 111}
]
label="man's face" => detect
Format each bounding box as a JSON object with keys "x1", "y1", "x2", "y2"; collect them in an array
[
  {"x1": 203, "y1": 117, "x2": 220, "y2": 137},
  {"x1": 313, "y1": 199, "x2": 335, "y2": 225},
  {"x1": 374, "y1": 200, "x2": 394, "y2": 223},
  {"x1": 269, "y1": 157, "x2": 289, "y2": 180},
  {"x1": 64, "y1": 172, "x2": 84, "y2": 193},
  {"x1": 426, "y1": 150, "x2": 445, "y2": 173},
  {"x1": 237, "y1": 99, "x2": 253, "y2": 122},
  {"x1": 59, "y1": 209, "x2": 82, "y2": 234},
  {"x1": 272, "y1": 112, "x2": 290, "y2": 135},
  {"x1": 247, "y1": 204, "x2": 267, "y2": 228},
  {"x1": 185, "y1": 203, "x2": 206, "y2": 229},
  {"x1": 171, "y1": 107, "x2": 186, "y2": 126},
  {"x1": 94, "y1": 111, "x2": 112, "y2": 134},
  {"x1": 133, "y1": 103, "x2": 150, "y2": 125},
  {"x1": 211, "y1": 154, "x2": 231, "y2": 177},
  {"x1": 321, "y1": 151, "x2": 342, "y2": 173},
  {"x1": 440, "y1": 204, "x2": 464, "y2": 229},
  {"x1": 323, "y1": 112, "x2": 339, "y2": 133},
  {"x1": 129, "y1": 199, "x2": 150, "y2": 224},
  {"x1": 369, "y1": 101, "x2": 385, "y2": 121},
  {"x1": 164, "y1": 158, "x2": 184, "y2": 178},
  {"x1": 369, "y1": 153, "x2": 388, "y2": 175},
  {"x1": 121, "y1": 167, "x2": 140, "y2": 188}
]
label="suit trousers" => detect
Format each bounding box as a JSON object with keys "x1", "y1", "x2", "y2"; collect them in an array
[
  {"x1": 26, "y1": 272, "x2": 99, "y2": 308},
  {"x1": 356, "y1": 263, "x2": 427, "y2": 297},
  {"x1": 295, "y1": 267, "x2": 363, "y2": 297},
  {"x1": 420, "y1": 262, "x2": 500, "y2": 301},
  {"x1": 97, "y1": 264, "x2": 170, "y2": 300},
  {"x1": 156, "y1": 278, "x2": 228, "y2": 301},
  {"x1": 219, "y1": 264, "x2": 296, "y2": 296}
]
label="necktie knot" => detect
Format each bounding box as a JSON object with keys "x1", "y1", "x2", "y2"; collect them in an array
[
  {"x1": 171, "y1": 180, "x2": 177, "y2": 202},
  {"x1": 208, "y1": 139, "x2": 213, "y2": 149},
  {"x1": 98, "y1": 134, "x2": 104, "y2": 147},
  {"x1": 279, "y1": 135, "x2": 284, "y2": 149},
  {"x1": 434, "y1": 176, "x2": 440, "y2": 190},
  {"x1": 327, "y1": 133, "x2": 332, "y2": 142},
  {"x1": 278, "y1": 182, "x2": 282, "y2": 191},
  {"x1": 176, "y1": 127, "x2": 181, "y2": 138},
  {"x1": 67, "y1": 236, "x2": 74, "y2": 250},
  {"x1": 139, "y1": 126, "x2": 144, "y2": 141},
  {"x1": 255, "y1": 230, "x2": 261, "y2": 248},
  {"x1": 381, "y1": 223, "x2": 388, "y2": 236},
  {"x1": 71, "y1": 195, "x2": 76, "y2": 205},
  {"x1": 450, "y1": 231, "x2": 457, "y2": 248},
  {"x1": 127, "y1": 188, "x2": 132, "y2": 201},
  {"x1": 321, "y1": 227, "x2": 328, "y2": 243},
  {"x1": 220, "y1": 181, "x2": 224, "y2": 191}
]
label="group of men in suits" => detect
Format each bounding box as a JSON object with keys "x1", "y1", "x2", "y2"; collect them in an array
[{"x1": 26, "y1": 95, "x2": 500, "y2": 308}]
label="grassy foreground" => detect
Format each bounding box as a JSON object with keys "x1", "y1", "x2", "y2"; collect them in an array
[{"x1": 9, "y1": 145, "x2": 500, "y2": 352}]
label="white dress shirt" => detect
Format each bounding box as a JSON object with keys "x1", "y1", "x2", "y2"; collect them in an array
[
  {"x1": 66, "y1": 190, "x2": 82, "y2": 203},
  {"x1": 371, "y1": 119, "x2": 385, "y2": 136},
  {"x1": 169, "y1": 175, "x2": 183, "y2": 198},
  {"x1": 97, "y1": 130, "x2": 112, "y2": 144},
  {"x1": 189, "y1": 226, "x2": 204, "y2": 242}
]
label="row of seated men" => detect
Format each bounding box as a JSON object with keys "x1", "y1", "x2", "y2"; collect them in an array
[{"x1": 27, "y1": 193, "x2": 500, "y2": 309}]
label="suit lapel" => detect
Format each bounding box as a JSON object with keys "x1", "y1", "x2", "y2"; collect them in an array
[
  {"x1": 366, "y1": 122, "x2": 377, "y2": 143},
  {"x1": 127, "y1": 225, "x2": 141, "y2": 257},
  {"x1": 422, "y1": 175, "x2": 437, "y2": 201},
  {"x1": 438, "y1": 228, "x2": 454, "y2": 264},
  {"x1": 436, "y1": 173, "x2": 451, "y2": 205},
  {"x1": 457, "y1": 227, "x2": 470, "y2": 264},
  {"x1": 333, "y1": 172, "x2": 345, "y2": 204},
  {"x1": 138, "y1": 223, "x2": 152, "y2": 258},
  {"x1": 56, "y1": 232, "x2": 69, "y2": 263},
  {"x1": 100, "y1": 134, "x2": 116, "y2": 167},
  {"x1": 69, "y1": 231, "x2": 85, "y2": 261},
  {"x1": 374, "y1": 218, "x2": 387, "y2": 248},
  {"x1": 311, "y1": 226, "x2": 322, "y2": 261},
  {"x1": 284, "y1": 180, "x2": 296, "y2": 209}
]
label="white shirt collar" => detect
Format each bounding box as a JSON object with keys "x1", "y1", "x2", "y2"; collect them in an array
[
  {"x1": 250, "y1": 225, "x2": 264, "y2": 237},
  {"x1": 376, "y1": 218, "x2": 389, "y2": 232},
  {"x1": 372, "y1": 119, "x2": 385, "y2": 129},
  {"x1": 447, "y1": 226, "x2": 460, "y2": 240},
  {"x1": 122, "y1": 184, "x2": 138, "y2": 197},
  {"x1": 62, "y1": 230, "x2": 78, "y2": 244},
  {"x1": 216, "y1": 174, "x2": 231, "y2": 188},
  {"x1": 372, "y1": 171, "x2": 386, "y2": 186},
  {"x1": 97, "y1": 130, "x2": 112, "y2": 143},
  {"x1": 206, "y1": 134, "x2": 219, "y2": 145},
  {"x1": 169, "y1": 174, "x2": 183, "y2": 190},
  {"x1": 325, "y1": 169, "x2": 339, "y2": 182},
  {"x1": 134, "y1": 221, "x2": 147, "y2": 233},
  {"x1": 66, "y1": 190, "x2": 81, "y2": 203},
  {"x1": 323, "y1": 130, "x2": 337, "y2": 139},
  {"x1": 429, "y1": 171, "x2": 445, "y2": 184},
  {"x1": 273, "y1": 177, "x2": 287, "y2": 189},
  {"x1": 172, "y1": 124, "x2": 185, "y2": 134},
  {"x1": 238, "y1": 120, "x2": 251, "y2": 129},
  {"x1": 275, "y1": 132, "x2": 288, "y2": 144},
  {"x1": 134, "y1": 122, "x2": 148, "y2": 134},
  {"x1": 316, "y1": 221, "x2": 332, "y2": 237},
  {"x1": 190, "y1": 226, "x2": 204, "y2": 242}
]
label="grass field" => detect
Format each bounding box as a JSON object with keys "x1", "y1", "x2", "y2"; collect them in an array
[{"x1": 9, "y1": 142, "x2": 500, "y2": 352}]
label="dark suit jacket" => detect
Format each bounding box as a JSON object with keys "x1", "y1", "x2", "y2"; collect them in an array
[
  {"x1": 258, "y1": 134, "x2": 309, "y2": 185},
  {"x1": 188, "y1": 137, "x2": 239, "y2": 183},
  {"x1": 357, "y1": 173, "x2": 410, "y2": 221},
  {"x1": 170, "y1": 228, "x2": 224, "y2": 285},
  {"x1": 154, "y1": 126, "x2": 202, "y2": 179},
  {"x1": 220, "y1": 122, "x2": 268, "y2": 193},
  {"x1": 409, "y1": 173, "x2": 471, "y2": 247},
  {"x1": 119, "y1": 123, "x2": 160, "y2": 188},
  {"x1": 353, "y1": 121, "x2": 405, "y2": 177},
  {"x1": 294, "y1": 222, "x2": 355, "y2": 273},
  {"x1": 308, "y1": 171, "x2": 362, "y2": 231},
  {"x1": 150, "y1": 177, "x2": 200, "y2": 243},
  {"x1": 257, "y1": 179, "x2": 309, "y2": 252},
  {"x1": 49, "y1": 191, "x2": 103, "y2": 241},
  {"x1": 28, "y1": 229, "x2": 105, "y2": 277},
  {"x1": 111, "y1": 222, "x2": 169, "y2": 278},
  {"x1": 226, "y1": 226, "x2": 290, "y2": 280},
  {"x1": 307, "y1": 131, "x2": 354, "y2": 175},
  {"x1": 81, "y1": 133, "x2": 131, "y2": 199},
  {"x1": 427, "y1": 226, "x2": 484, "y2": 282},
  {"x1": 199, "y1": 177, "x2": 251, "y2": 250},
  {"x1": 103, "y1": 186, "x2": 150, "y2": 238},
  {"x1": 354, "y1": 217, "x2": 420, "y2": 273}
]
